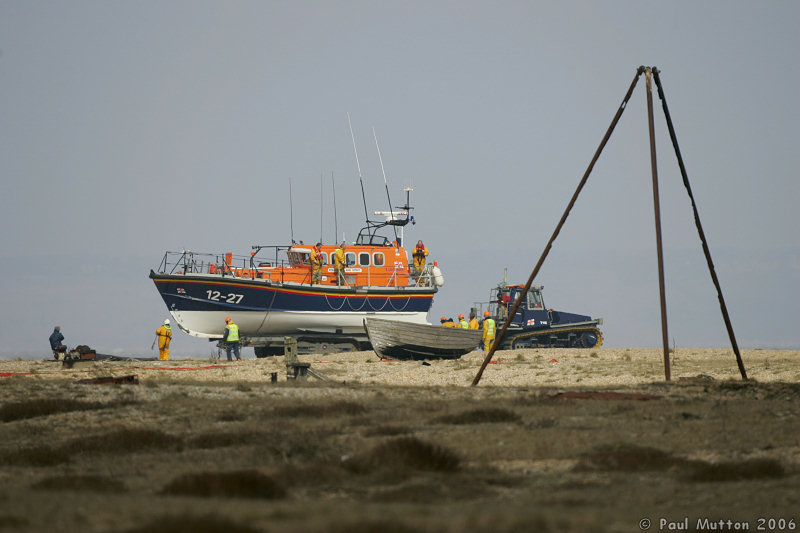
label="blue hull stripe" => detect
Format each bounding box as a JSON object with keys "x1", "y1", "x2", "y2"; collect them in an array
[{"x1": 151, "y1": 274, "x2": 435, "y2": 314}]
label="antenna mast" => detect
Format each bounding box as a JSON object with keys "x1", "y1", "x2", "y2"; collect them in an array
[
  {"x1": 373, "y1": 127, "x2": 398, "y2": 243},
  {"x1": 289, "y1": 177, "x2": 295, "y2": 244},
  {"x1": 331, "y1": 171, "x2": 339, "y2": 244},
  {"x1": 347, "y1": 112, "x2": 370, "y2": 227}
]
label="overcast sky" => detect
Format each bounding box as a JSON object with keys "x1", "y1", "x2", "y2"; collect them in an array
[{"x1": 2, "y1": 1, "x2": 798, "y2": 359}]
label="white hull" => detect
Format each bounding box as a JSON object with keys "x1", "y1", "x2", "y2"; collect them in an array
[
  {"x1": 364, "y1": 317, "x2": 482, "y2": 359},
  {"x1": 170, "y1": 309, "x2": 430, "y2": 339}
]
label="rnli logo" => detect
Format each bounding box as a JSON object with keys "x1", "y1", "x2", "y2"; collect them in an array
[{"x1": 526, "y1": 319, "x2": 535, "y2": 326}]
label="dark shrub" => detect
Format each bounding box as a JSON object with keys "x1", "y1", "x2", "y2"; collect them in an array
[
  {"x1": 122, "y1": 515, "x2": 260, "y2": 533},
  {"x1": 345, "y1": 437, "x2": 460, "y2": 474},
  {"x1": 434, "y1": 408, "x2": 520, "y2": 425},
  {"x1": 161, "y1": 470, "x2": 287, "y2": 499},
  {"x1": 32, "y1": 474, "x2": 126, "y2": 492},
  {"x1": 688, "y1": 458, "x2": 785, "y2": 482}
]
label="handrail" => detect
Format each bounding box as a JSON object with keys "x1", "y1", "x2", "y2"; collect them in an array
[
  {"x1": 156, "y1": 250, "x2": 294, "y2": 277},
  {"x1": 156, "y1": 248, "x2": 419, "y2": 288}
]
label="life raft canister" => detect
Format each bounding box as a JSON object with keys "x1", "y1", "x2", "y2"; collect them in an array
[{"x1": 432, "y1": 263, "x2": 444, "y2": 287}]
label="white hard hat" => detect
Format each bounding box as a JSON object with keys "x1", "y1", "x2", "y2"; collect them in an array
[{"x1": 164, "y1": 319, "x2": 170, "y2": 325}]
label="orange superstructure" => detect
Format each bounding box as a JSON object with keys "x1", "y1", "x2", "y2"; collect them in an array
[
  {"x1": 220, "y1": 242, "x2": 413, "y2": 288},
  {"x1": 258, "y1": 243, "x2": 410, "y2": 287}
]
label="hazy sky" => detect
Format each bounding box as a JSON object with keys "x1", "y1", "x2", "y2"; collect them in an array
[{"x1": 2, "y1": 1, "x2": 798, "y2": 358}]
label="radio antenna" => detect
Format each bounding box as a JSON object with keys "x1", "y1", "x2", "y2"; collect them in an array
[
  {"x1": 331, "y1": 171, "x2": 339, "y2": 244},
  {"x1": 373, "y1": 126, "x2": 398, "y2": 242},
  {"x1": 347, "y1": 112, "x2": 370, "y2": 226},
  {"x1": 289, "y1": 177, "x2": 295, "y2": 244}
]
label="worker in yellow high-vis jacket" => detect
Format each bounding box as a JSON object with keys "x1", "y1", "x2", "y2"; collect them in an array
[
  {"x1": 223, "y1": 316, "x2": 241, "y2": 361},
  {"x1": 482, "y1": 311, "x2": 496, "y2": 352},
  {"x1": 155, "y1": 319, "x2": 172, "y2": 360}
]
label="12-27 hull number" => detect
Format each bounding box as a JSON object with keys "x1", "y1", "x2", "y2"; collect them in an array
[{"x1": 206, "y1": 290, "x2": 244, "y2": 304}]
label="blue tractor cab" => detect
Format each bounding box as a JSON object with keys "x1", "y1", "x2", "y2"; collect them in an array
[{"x1": 486, "y1": 283, "x2": 603, "y2": 349}]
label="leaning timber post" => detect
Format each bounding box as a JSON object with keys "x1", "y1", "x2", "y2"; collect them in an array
[
  {"x1": 645, "y1": 67, "x2": 671, "y2": 381},
  {"x1": 472, "y1": 67, "x2": 645, "y2": 386}
]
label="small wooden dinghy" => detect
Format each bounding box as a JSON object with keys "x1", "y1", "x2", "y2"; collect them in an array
[{"x1": 364, "y1": 317, "x2": 482, "y2": 360}]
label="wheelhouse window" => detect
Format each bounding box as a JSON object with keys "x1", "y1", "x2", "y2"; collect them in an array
[
  {"x1": 345, "y1": 252, "x2": 356, "y2": 266},
  {"x1": 288, "y1": 251, "x2": 311, "y2": 266},
  {"x1": 373, "y1": 252, "x2": 385, "y2": 266},
  {"x1": 359, "y1": 252, "x2": 370, "y2": 266}
]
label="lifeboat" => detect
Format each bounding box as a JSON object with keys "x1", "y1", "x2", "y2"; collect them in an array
[{"x1": 149, "y1": 207, "x2": 441, "y2": 354}]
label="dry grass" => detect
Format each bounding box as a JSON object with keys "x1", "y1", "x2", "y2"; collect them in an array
[
  {"x1": 267, "y1": 400, "x2": 368, "y2": 418},
  {"x1": 188, "y1": 429, "x2": 266, "y2": 449},
  {"x1": 0, "y1": 398, "x2": 106, "y2": 422},
  {"x1": 256, "y1": 428, "x2": 337, "y2": 464},
  {"x1": 576, "y1": 444, "x2": 788, "y2": 483},
  {"x1": 575, "y1": 443, "x2": 689, "y2": 472},
  {"x1": 362, "y1": 424, "x2": 413, "y2": 437},
  {"x1": 65, "y1": 428, "x2": 183, "y2": 454},
  {"x1": 2, "y1": 349, "x2": 799, "y2": 532}
]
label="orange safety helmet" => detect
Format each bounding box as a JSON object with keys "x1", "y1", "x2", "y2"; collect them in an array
[
  {"x1": 483, "y1": 311, "x2": 491, "y2": 317},
  {"x1": 440, "y1": 316, "x2": 447, "y2": 322},
  {"x1": 225, "y1": 316, "x2": 231, "y2": 323},
  {"x1": 458, "y1": 314, "x2": 464, "y2": 320}
]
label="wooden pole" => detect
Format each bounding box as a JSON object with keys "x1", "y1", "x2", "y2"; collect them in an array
[{"x1": 645, "y1": 67, "x2": 671, "y2": 381}]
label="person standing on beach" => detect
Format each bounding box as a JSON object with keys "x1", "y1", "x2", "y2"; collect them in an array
[
  {"x1": 49, "y1": 326, "x2": 66, "y2": 359},
  {"x1": 468, "y1": 312, "x2": 479, "y2": 330},
  {"x1": 440, "y1": 317, "x2": 457, "y2": 328},
  {"x1": 223, "y1": 317, "x2": 241, "y2": 361},
  {"x1": 155, "y1": 319, "x2": 172, "y2": 361},
  {"x1": 482, "y1": 311, "x2": 496, "y2": 351}
]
